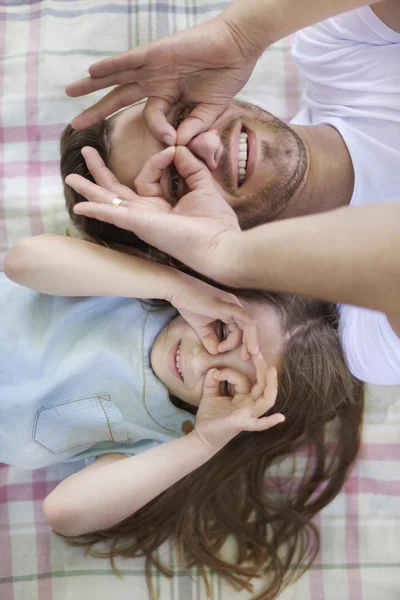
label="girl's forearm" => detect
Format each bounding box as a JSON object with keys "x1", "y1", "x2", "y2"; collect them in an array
[
  {"x1": 223, "y1": 0, "x2": 385, "y2": 51},
  {"x1": 4, "y1": 234, "x2": 180, "y2": 300},
  {"x1": 43, "y1": 432, "x2": 217, "y2": 537}
]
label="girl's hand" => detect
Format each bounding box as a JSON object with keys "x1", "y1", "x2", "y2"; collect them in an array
[
  {"x1": 167, "y1": 273, "x2": 259, "y2": 357},
  {"x1": 193, "y1": 356, "x2": 285, "y2": 452},
  {"x1": 71, "y1": 146, "x2": 244, "y2": 288}
]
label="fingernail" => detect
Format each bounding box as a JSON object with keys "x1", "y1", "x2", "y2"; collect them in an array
[
  {"x1": 256, "y1": 350, "x2": 263, "y2": 359},
  {"x1": 272, "y1": 367, "x2": 277, "y2": 377},
  {"x1": 163, "y1": 134, "x2": 174, "y2": 146}
]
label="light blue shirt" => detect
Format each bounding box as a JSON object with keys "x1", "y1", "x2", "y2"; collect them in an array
[{"x1": 0, "y1": 273, "x2": 195, "y2": 469}]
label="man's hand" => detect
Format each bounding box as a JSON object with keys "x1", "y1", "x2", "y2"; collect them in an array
[
  {"x1": 65, "y1": 14, "x2": 261, "y2": 146},
  {"x1": 69, "y1": 146, "x2": 243, "y2": 286}
]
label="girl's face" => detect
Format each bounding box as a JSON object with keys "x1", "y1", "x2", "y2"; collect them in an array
[{"x1": 150, "y1": 299, "x2": 286, "y2": 406}]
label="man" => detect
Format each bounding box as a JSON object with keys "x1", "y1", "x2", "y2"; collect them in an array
[{"x1": 63, "y1": 0, "x2": 400, "y2": 385}]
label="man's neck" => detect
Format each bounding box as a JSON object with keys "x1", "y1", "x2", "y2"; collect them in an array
[{"x1": 283, "y1": 124, "x2": 354, "y2": 219}]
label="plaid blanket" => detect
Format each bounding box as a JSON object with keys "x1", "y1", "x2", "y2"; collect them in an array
[{"x1": 1, "y1": 2, "x2": 400, "y2": 599}]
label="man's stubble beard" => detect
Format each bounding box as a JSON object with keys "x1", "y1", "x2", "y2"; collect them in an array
[{"x1": 220, "y1": 101, "x2": 309, "y2": 230}]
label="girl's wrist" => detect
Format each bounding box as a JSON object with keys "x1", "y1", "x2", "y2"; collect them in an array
[{"x1": 188, "y1": 429, "x2": 227, "y2": 456}]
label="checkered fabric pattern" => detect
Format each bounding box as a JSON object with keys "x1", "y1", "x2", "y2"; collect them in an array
[{"x1": 1, "y1": 2, "x2": 400, "y2": 600}]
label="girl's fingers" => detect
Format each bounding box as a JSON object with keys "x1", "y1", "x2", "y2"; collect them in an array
[
  {"x1": 242, "y1": 324, "x2": 259, "y2": 356},
  {"x1": 250, "y1": 353, "x2": 268, "y2": 400},
  {"x1": 213, "y1": 368, "x2": 251, "y2": 396},
  {"x1": 246, "y1": 413, "x2": 285, "y2": 432},
  {"x1": 217, "y1": 322, "x2": 242, "y2": 353},
  {"x1": 195, "y1": 326, "x2": 220, "y2": 356},
  {"x1": 202, "y1": 369, "x2": 221, "y2": 399},
  {"x1": 143, "y1": 97, "x2": 177, "y2": 146},
  {"x1": 134, "y1": 146, "x2": 175, "y2": 196},
  {"x1": 253, "y1": 367, "x2": 278, "y2": 418}
]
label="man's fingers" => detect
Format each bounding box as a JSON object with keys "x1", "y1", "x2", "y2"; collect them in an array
[
  {"x1": 173, "y1": 146, "x2": 216, "y2": 192},
  {"x1": 134, "y1": 147, "x2": 176, "y2": 197},
  {"x1": 143, "y1": 97, "x2": 177, "y2": 146},
  {"x1": 65, "y1": 70, "x2": 136, "y2": 98},
  {"x1": 70, "y1": 82, "x2": 144, "y2": 130},
  {"x1": 176, "y1": 102, "x2": 227, "y2": 146},
  {"x1": 88, "y1": 48, "x2": 146, "y2": 78}
]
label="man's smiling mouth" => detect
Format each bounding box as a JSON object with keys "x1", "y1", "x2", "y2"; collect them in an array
[{"x1": 238, "y1": 129, "x2": 248, "y2": 186}]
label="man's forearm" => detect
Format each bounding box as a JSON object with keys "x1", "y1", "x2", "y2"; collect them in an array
[
  {"x1": 4, "y1": 234, "x2": 180, "y2": 300},
  {"x1": 228, "y1": 203, "x2": 400, "y2": 316},
  {"x1": 43, "y1": 432, "x2": 217, "y2": 537},
  {"x1": 223, "y1": 0, "x2": 386, "y2": 51}
]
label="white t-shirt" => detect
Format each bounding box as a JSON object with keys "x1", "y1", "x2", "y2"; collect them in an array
[{"x1": 290, "y1": 6, "x2": 400, "y2": 385}]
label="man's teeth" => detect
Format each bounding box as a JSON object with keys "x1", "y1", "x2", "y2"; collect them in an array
[
  {"x1": 238, "y1": 131, "x2": 248, "y2": 186},
  {"x1": 176, "y1": 344, "x2": 183, "y2": 378}
]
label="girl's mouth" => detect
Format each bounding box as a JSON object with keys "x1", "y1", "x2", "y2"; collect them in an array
[{"x1": 168, "y1": 339, "x2": 184, "y2": 382}]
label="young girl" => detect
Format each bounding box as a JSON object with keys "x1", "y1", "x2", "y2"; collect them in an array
[{"x1": 3, "y1": 231, "x2": 363, "y2": 600}]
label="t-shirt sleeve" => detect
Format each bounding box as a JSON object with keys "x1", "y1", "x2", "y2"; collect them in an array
[{"x1": 339, "y1": 304, "x2": 400, "y2": 384}]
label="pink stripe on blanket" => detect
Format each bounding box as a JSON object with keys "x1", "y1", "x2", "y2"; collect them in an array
[
  {"x1": 25, "y1": 5, "x2": 44, "y2": 237},
  {"x1": 345, "y1": 463, "x2": 362, "y2": 598},
  {"x1": 3, "y1": 124, "x2": 65, "y2": 143},
  {"x1": 0, "y1": 465, "x2": 14, "y2": 600},
  {"x1": 309, "y1": 513, "x2": 325, "y2": 600},
  {"x1": 25, "y1": 10, "x2": 52, "y2": 599},
  {"x1": 0, "y1": 12, "x2": 9, "y2": 254},
  {"x1": 3, "y1": 161, "x2": 59, "y2": 177}
]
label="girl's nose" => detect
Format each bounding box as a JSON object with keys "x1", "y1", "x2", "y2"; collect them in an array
[
  {"x1": 187, "y1": 129, "x2": 223, "y2": 171},
  {"x1": 190, "y1": 348, "x2": 222, "y2": 377}
]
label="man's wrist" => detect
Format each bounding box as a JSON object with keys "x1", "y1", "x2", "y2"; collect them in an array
[
  {"x1": 221, "y1": 0, "x2": 279, "y2": 57},
  {"x1": 213, "y1": 230, "x2": 256, "y2": 289}
]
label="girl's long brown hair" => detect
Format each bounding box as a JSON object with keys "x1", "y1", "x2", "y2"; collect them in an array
[{"x1": 58, "y1": 122, "x2": 364, "y2": 599}]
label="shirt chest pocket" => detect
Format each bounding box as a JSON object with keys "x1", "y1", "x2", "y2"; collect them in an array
[{"x1": 32, "y1": 394, "x2": 128, "y2": 454}]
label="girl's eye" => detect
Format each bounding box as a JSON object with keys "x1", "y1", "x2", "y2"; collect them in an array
[
  {"x1": 216, "y1": 320, "x2": 227, "y2": 342},
  {"x1": 219, "y1": 380, "x2": 230, "y2": 397}
]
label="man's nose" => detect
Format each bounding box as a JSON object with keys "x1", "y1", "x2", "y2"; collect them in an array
[{"x1": 187, "y1": 129, "x2": 223, "y2": 171}]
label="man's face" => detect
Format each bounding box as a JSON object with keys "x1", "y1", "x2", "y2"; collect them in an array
[{"x1": 108, "y1": 99, "x2": 309, "y2": 228}]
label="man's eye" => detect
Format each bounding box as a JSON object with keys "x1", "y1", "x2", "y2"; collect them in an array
[
  {"x1": 169, "y1": 166, "x2": 182, "y2": 201},
  {"x1": 175, "y1": 105, "x2": 193, "y2": 128}
]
